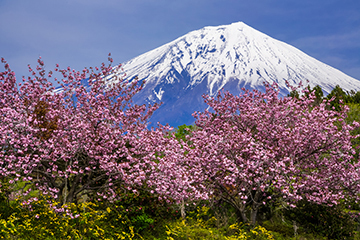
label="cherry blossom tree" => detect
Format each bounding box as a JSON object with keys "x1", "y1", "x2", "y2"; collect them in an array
[
  {"x1": 185, "y1": 84, "x2": 360, "y2": 225},
  {"x1": 2, "y1": 54, "x2": 359, "y2": 224},
  {"x1": 0, "y1": 55, "x2": 172, "y2": 204}
]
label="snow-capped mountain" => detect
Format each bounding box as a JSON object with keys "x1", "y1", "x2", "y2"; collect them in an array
[{"x1": 116, "y1": 21, "x2": 360, "y2": 127}]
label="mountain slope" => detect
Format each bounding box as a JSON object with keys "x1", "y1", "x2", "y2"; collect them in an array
[{"x1": 115, "y1": 21, "x2": 360, "y2": 126}]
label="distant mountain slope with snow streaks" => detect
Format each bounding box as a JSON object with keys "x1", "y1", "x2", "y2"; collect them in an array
[{"x1": 114, "y1": 22, "x2": 360, "y2": 126}]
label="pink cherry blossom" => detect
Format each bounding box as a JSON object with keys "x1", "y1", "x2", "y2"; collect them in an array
[
  {"x1": 184, "y1": 83, "x2": 360, "y2": 225},
  {"x1": 0, "y1": 57, "x2": 173, "y2": 205}
]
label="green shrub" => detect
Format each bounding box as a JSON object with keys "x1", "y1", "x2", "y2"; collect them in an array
[
  {"x1": 261, "y1": 220, "x2": 294, "y2": 237},
  {"x1": 285, "y1": 201, "x2": 356, "y2": 239},
  {"x1": 103, "y1": 189, "x2": 180, "y2": 235},
  {"x1": 165, "y1": 205, "x2": 275, "y2": 240}
]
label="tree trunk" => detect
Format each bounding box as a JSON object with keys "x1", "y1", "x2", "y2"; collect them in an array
[
  {"x1": 250, "y1": 190, "x2": 261, "y2": 225},
  {"x1": 65, "y1": 174, "x2": 81, "y2": 203},
  {"x1": 238, "y1": 209, "x2": 248, "y2": 223},
  {"x1": 223, "y1": 195, "x2": 248, "y2": 223},
  {"x1": 250, "y1": 207, "x2": 258, "y2": 225},
  {"x1": 62, "y1": 178, "x2": 68, "y2": 205},
  {"x1": 180, "y1": 199, "x2": 186, "y2": 219}
]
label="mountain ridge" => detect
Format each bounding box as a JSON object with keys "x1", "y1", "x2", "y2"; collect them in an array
[{"x1": 113, "y1": 21, "x2": 360, "y2": 126}]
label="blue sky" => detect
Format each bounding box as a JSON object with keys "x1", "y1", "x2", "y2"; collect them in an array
[{"x1": 1, "y1": 0, "x2": 360, "y2": 83}]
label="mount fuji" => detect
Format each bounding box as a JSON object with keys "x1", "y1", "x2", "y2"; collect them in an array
[{"x1": 115, "y1": 21, "x2": 360, "y2": 127}]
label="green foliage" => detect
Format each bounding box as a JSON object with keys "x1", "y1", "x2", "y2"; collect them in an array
[
  {"x1": 0, "y1": 190, "x2": 278, "y2": 240},
  {"x1": 287, "y1": 85, "x2": 324, "y2": 105},
  {"x1": 103, "y1": 189, "x2": 180, "y2": 235},
  {"x1": 174, "y1": 124, "x2": 194, "y2": 142},
  {"x1": 351, "y1": 91, "x2": 360, "y2": 104},
  {"x1": 0, "y1": 179, "x2": 13, "y2": 220},
  {"x1": 288, "y1": 84, "x2": 360, "y2": 111},
  {"x1": 1, "y1": 184, "x2": 360, "y2": 239},
  {"x1": 284, "y1": 201, "x2": 356, "y2": 239},
  {"x1": 287, "y1": 90, "x2": 299, "y2": 99},
  {"x1": 347, "y1": 103, "x2": 360, "y2": 123},
  {"x1": 326, "y1": 85, "x2": 348, "y2": 111},
  {"x1": 261, "y1": 220, "x2": 294, "y2": 238},
  {"x1": 165, "y1": 206, "x2": 275, "y2": 240},
  {"x1": 323, "y1": 84, "x2": 360, "y2": 111},
  {"x1": 346, "y1": 103, "x2": 360, "y2": 159},
  {"x1": 305, "y1": 85, "x2": 324, "y2": 106},
  {"x1": 312, "y1": 85, "x2": 324, "y2": 99},
  {"x1": 165, "y1": 218, "x2": 226, "y2": 240}
]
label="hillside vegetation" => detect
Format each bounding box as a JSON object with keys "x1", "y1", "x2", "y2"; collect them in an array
[{"x1": 1, "y1": 57, "x2": 360, "y2": 239}]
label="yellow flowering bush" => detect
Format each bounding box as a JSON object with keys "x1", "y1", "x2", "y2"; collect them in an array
[
  {"x1": 225, "y1": 223, "x2": 274, "y2": 240},
  {"x1": 0, "y1": 197, "x2": 141, "y2": 239},
  {"x1": 165, "y1": 205, "x2": 274, "y2": 240}
]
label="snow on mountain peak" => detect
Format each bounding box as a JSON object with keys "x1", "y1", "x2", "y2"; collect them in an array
[{"x1": 114, "y1": 21, "x2": 360, "y2": 126}]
